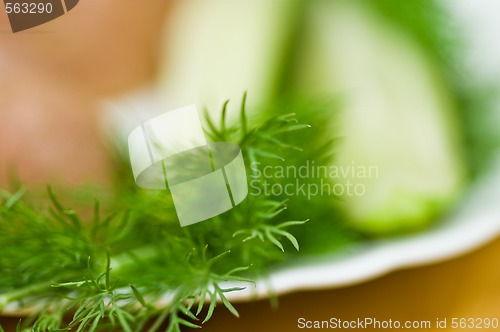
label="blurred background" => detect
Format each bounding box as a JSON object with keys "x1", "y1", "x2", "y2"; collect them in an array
[{"x1": 1, "y1": 0, "x2": 500, "y2": 330}]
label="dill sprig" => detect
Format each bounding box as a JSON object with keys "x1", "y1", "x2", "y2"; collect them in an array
[{"x1": 0, "y1": 95, "x2": 312, "y2": 332}]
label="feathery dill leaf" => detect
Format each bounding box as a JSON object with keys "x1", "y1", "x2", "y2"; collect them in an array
[{"x1": 0, "y1": 95, "x2": 317, "y2": 331}]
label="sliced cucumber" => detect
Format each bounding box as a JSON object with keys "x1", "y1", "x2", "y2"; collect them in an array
[
  {"x1": 157, "y1": 0, "x2": 298, "y2": 122},
  {"x1": 296, "y1": 0, "x2": 466, "y2": 235}
]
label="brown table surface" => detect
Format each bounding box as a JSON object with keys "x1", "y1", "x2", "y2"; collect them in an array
[
  {"x1": 1, "y1": 236, "x2": 499, "y2": 331},
  {"x1": 199, "y1": 237, "x2": 500, "y2": 332}
]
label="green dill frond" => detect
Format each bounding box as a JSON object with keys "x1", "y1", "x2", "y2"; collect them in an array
[{"x1": 0, "y1": 94, "x2": 315, "y2": 332}]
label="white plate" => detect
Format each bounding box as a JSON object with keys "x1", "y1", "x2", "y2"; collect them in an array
[
  {"x1": 222, "y1": 161, "x2": 500, "y2": 301},
  {"x1": 102, "y1": 89, "x2": 500, "y2": 303}
]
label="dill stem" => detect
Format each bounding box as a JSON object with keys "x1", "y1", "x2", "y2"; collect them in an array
[
  {"x1": 0, "y1": 247, "x2": 157, "y2": 311},
  {"x1": 0, "y1": 281, "x2": 50, "y2": 309},
  {"x1": 109, "y1": 245, "x2": 159, "y2": 274}
]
